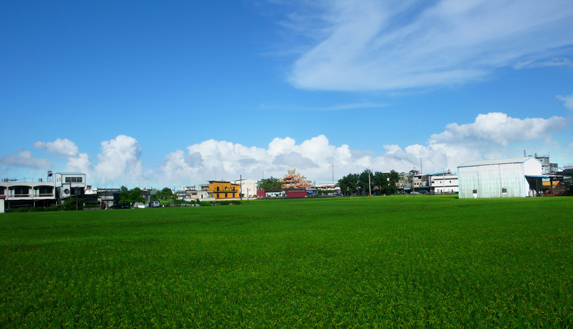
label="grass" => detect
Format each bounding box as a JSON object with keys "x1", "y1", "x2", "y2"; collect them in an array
[{"x1": 1, "y1": 195, "x2": 572, "y2": 328}]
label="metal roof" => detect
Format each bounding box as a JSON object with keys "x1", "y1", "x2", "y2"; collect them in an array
[{"x1": 458, "y1": 157, "x2": 537, "y2": 168}]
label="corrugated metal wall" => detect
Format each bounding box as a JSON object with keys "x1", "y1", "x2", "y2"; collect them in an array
[
  {"x1": 459, "y1": 163, "x2": 525, "y2": 198},
  {"x1": 499, "y1": 163, "x2": 524, "y2": 197}
]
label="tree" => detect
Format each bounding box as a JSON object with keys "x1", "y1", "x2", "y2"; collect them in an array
[
  {"x1": 128, "y1": 187, "x2": 145, "y2": 205},
  {"x1": 358, "y1": 169, "x2": 373, "y2": 194},
  {"x1": 119, "y1": 187, "x2": 146, "y2": 206},
  {"x1": 257, "y1": 177, "x2": 283, "y2": 190},
  {"x1": 372, "y1": 171, "x2": 398, "y2": 195},
  {"x1": 120, "y1": 185, "x2": 128, "y2": 193},
  {"x1": 338, "y1": 173, "x2": 359, "y2": 195},
  {"x1": 62, "y1": 197, "x2": 83, "y2": 211},
  {"x1": 156, "y1": 187, "x2": 175, "y2": 200},
  {"x1": 119, "y1": 190, "x2": 129, "y2": 204}
]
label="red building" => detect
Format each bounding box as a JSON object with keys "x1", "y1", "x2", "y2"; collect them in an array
[{"x1": 285, "y1": 189, "x2": 307, "y2": 198}]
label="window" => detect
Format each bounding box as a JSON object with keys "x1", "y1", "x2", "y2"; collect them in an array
[
  {"x1": 502, "y1": 188, "x2": 507, "y2": 193},
  {"x1": 233, "y1": 193, "x2": 236, "y2": 198},
  {"x1": 216, "y1": 187, "x2": 219, "y2": 191},
  {"x1": 472, "y1": 190, "x2": 477, "y2": 194},
  {"x1": 65, "y1": 177, "x2": 72, "y2": 183},
  {"x1": 38, "y1": 187, "x2": 52, "y2": 194},
  {"x1": 14, "y1": 187, "x2": 29, "y2": 195},
  {"x1": 0, "y1": 187, "x2": 4, "y2": 194},
  {"x1": 77, "y1": 177, "x2": 83, "y2": 183},
  {"x1": 225, "y1": 193, "x2": 228, "y2": 198}
]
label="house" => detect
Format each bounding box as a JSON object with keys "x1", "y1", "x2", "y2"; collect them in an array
[
  {"x1": 0, "y1": 179, "x2": 56, "y2": 208},
  {"x1": 457, "y1": 157, "x2": 544, "y2": 198},
  {"x1": 186, "y1": 190, "x2": 214, "y2": 201},
  {"x1": 0, "y1": 171, "x2": 87, "y2": 209},
  {"x1": 430, "y1": 172, "x2": 459, "y2": 194},
  {"x1": 316, "y1": 184, "x2": 341, "y2": 194},
  {"x1": 396, "y1": 172, "x2": 412, "y2": 193},
  {"x1": 262, "y1": 189, "x2": 286, "y2": 198},
  {"x1": 208, "y1": 181, "x2": 241, "y2": 199}
]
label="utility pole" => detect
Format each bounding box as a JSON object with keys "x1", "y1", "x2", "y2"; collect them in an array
[
  {"x1": 332, "y1": 163, "x2": 334, "y2": 185},
  {"x1": 247, "y1": 188, "x2": 249, "y2": 204},
  {"x1": 368, "y1": 170, "x2": 372, "y2": 199}
]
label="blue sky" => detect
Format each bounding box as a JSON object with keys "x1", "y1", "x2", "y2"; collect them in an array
[{"x1": 1, "y1": 0, "x2": 572, "y2": 188}]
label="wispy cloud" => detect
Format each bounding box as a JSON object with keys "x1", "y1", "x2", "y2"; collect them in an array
[
  {"x1": 272, "y1": 0, "x2": 573, "y2": 91},
  {"x1": 514, "y1": 58, "x2": 573, "y2": 69},
  {"x1": 557, "y1": 93, "x2": 573, "y2": 110},
  {"x1": 0, "y1": 150, "x2": 52, "y2": 169}
]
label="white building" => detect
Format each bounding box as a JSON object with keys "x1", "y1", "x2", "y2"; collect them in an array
[
  {"x1": 0, "y1": 172, "x2": 86, "y2": 209},
  {"x1": 316, "y1": 184, "x2": 341, "y2": 194},
  {"x1": 430, "y1": 174, "x2": 458, "y2": 194},
  {"x1": 231, "y1": 179, "x2": 258, "y2": 198},
  {"x1": 457, "y1": 157, "x2": 544, "y2": 199},
  {"x1": 186, "y1": 190, "x2": 215, "y2": 201}
]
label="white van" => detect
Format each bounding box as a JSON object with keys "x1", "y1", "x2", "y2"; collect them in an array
[{"x1": 149, "y1": 201, "x2": 162, "y2": 208}]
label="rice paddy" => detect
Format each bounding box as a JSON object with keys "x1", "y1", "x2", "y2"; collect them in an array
[{"x1": 1, "y1": 195, "x2": 572, "y2": 328}]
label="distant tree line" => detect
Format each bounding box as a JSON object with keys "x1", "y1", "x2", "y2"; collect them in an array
[{"x1": 338, "y1": 170, "x2": 400, "y2": 196}]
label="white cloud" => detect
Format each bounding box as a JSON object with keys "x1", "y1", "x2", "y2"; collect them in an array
[
  {"x1": 95, "y1": 135, "x2": 142, "y2": 181},
  {"x1": 277, "y1": 0, "x2": 573, "y2": 91},
  {"x1": 430, "y1": 112, "x2": 569, "y2": 146},
  {"x1": 66, "y1": 153, "x2": 92, "y2": 175},
  {"x1": 557, "y1": 93, "x2": 573, "y2": 110},
  {"x1": 33, "y1": 138, "x2": 92, "y2": 177},
  {"x1": 161, "y1": 112, "x2": 570, "y2": 184},
  {"x1": 514, "y1": 58, "x2": 573, "y2": 69},
  {"x1": 33, "y1": 138, "x2": 78, "y2": 156},
  {"x1": 0, "y1": 150, "x2": 52, "y2": 169}
]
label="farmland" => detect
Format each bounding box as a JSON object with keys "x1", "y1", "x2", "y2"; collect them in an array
[{"x1": 1, "y1": 196, "x2": 572, "y2": 328}]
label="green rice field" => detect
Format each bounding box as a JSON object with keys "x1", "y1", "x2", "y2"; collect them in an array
[{"x1": 1, "y1": 196, "x2": 572, "y2": 328}]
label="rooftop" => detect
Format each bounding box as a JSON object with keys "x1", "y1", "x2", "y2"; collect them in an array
[{"x1": 458, "y1": 157, "x2": 538, "y2": 168}]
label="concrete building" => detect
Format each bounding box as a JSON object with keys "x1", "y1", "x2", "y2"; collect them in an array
[
  {"x1": 412, "y1": 173, "x2": 431, "y2": 193},
  {"x1": 535, "y1": 154, "x2": 558, "y2": 175},
  {"x1": 457, "y1": 157, "x2": 544, "y2": 199},
  {"x1": 186, "y1": 190, "x2": 215, "y2": 201},
  {"x1": 208, "y1": 181, "x2": 241, "y2": 199},
  {"x1": 0, "y1": 172, "x2": 86, "y2": 209},
  {"x1": 231, "y1": 179, "x2": 258, "y2": 198},
  {"x1": 316, "y1": 184, "x2": 341, "y2": 194},
  {"x1": 430, "y1": 173, "x2": 459, "y2": 194}
]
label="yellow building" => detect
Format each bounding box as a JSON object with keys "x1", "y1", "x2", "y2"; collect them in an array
[{"x1": 208, "y1": 181, "x2": 241, "y2": 199}]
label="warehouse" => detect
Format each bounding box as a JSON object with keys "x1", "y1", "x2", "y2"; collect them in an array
[{"x1": 457, "y1": 157, "x2": 544, "y2": 199}]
